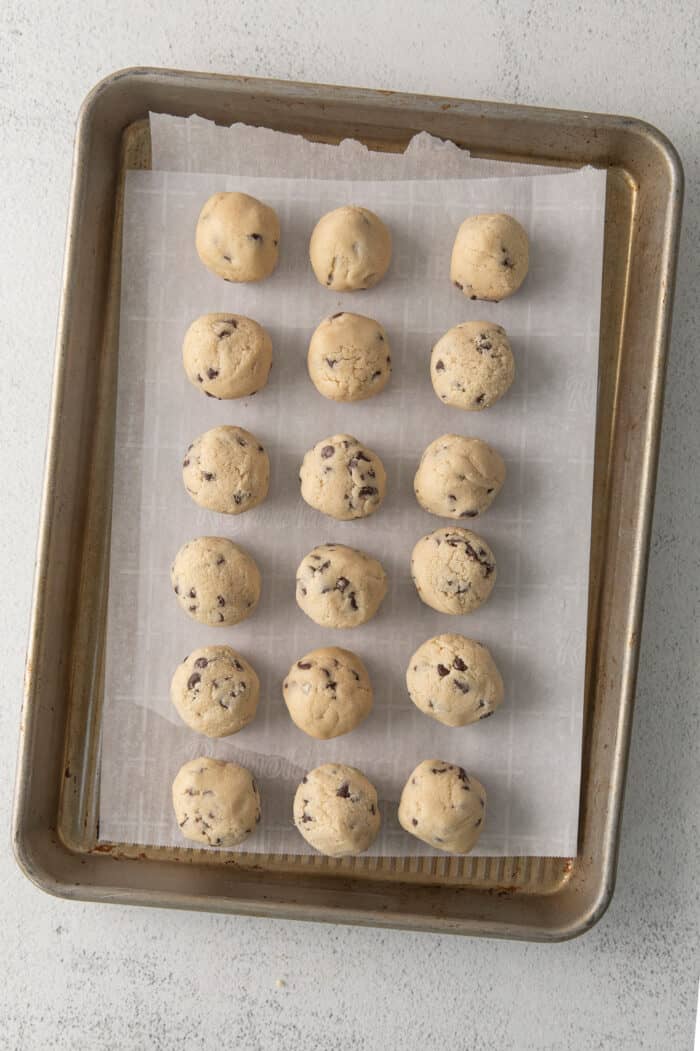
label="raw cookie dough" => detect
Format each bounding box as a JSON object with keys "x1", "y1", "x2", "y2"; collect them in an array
[
  {"x1": 183, "y1": 426, "x2": 270, "y2": 515},
  {"x1": 293, "y1": 763, "x2": 380, "y2": 856},
  {"x1": 182, "y1": 313, "x2": 272, "y2": 399},
  {"x1": 309, "y1": 206, "x2": 392, "y2": 291},
  {"x1": 414, "y1": 435, "x2": 505, "y2": 519},
  {"x1": 406, "y1": 634, "x2": 504, "y2": 726},
  {"x1": 170, "y1": 645, "x2": 260, "y2": 737},
  {"x1": 307, "y1": 313, "x2": 391, "y2": 402},
  {"x1": 195, "y1": 192, "x2": 280, "y2": 282},
  {"x1": 300, "y1": 434, "x2": 387, "y2": 520},
  {"x1": 296, "y1": 544, "x2": 388, "y2": 628},
  {"x1": 398, "y1": 759, "x2": 486, "y2": 853},
  {"x1": 170, "y1": 536, "x2": 261, "y2": 626},
  {"x1": 173, "y1": 757, "x2": 261, "y2": 847},
  {"x1": 410, "y1": 527, "x2": 497, "y2": 614},
  {"x1": 431, "y1": 322, "x2": 514, "y2": 410},
  {"x1": 283, "y1": 647, "x2": 373, "y2": 739},
  {"x1": 450, "y1": 212, "x2": 529, "y2": 301}
]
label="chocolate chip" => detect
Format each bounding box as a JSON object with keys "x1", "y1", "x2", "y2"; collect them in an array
[
  {"x1": 217, "y1": 613, "x2": 224, "y2": 622},
  {"x1": 217, "y1": 595, "x2": 225, "y2": 607},
  {"x1": 454, "y1": 281, "x2": 463, "y2": 290},
  {"x1": 475, "y1": 393, "x2": 486, "y2": 405},
  {"x1": 194, "y1": 657, "x2": 208, "y2": 669},
  {"x1": 358, "y1": 486, "x2": 377, "y2": 497},
  {"x1": 348, "y1": 592, "x2": 358, "y2": 610},
  {"x1": 249, "y1": 232, "x2": 262, "y2": 241},
  {"x1": 196, "y1": 373, "x2": 203, "y2": 383},
  {"x1": 188, "y1": 604, "x2": 197, "y2": 613},
  {"x1": 233, "y1": 493, "x2": 244, "y2": 505},
  {"x1": 302, "y1": 776, "x2": 308, "y2": 784},
  {"x1": 237, "y1": 437, "x2": 247, "y2": 447},
  {"x1": 431, "y1": 766, "x2": 449, "y2": 774},
  {"x1": 207, "y1": 367, "x2": 219, "y2": 379},
  {"x1": 325, "y1": 681, "x2": 337, "y2": 691},
  {"x1": 454, "y1": 680, "x2": 470, "y2": 694},
  {"x1": 216, "y1": 556, "x2": 225, "y2": 565},
  {"x1": 188, "y1": 588, "x2": 197, "y2": 599},
  {"x1": 336, "y1": 782, "x2": 351, "y2": 798},
  {"x1": 437, "y1": 664, "x2": 449, "y2": 677},
  {"x1": 183, "y1": 458, "x2": 190, "y2": 467},
  {"x1": 321, "y1": 445, "x2": 335, "y2": 458},
  {"x1": 297, "y1": 661, "x2": 312, "y2": 670},
  {"x1": 475, "y1": 818, "x2": 482, "y2": 826},
  {"x1": 411, "y1": 818, "x2": 418, "y2": 826},
  {"x1": 187, "y1": 673, "x2": 201, "y2": 690},
  {"x1": 233, "y1": 659, "x2": 243, "y2": 671},
  {"x1": 218, "y1": 699, "x2": 230, "y2": 710},
  {"x1": 331, "y1": 312, "x2": 344, "y2": 319},
  {"x1": 203, "y1": 472, "x2": 215, "y2": 481},
  {"x1": 223, "y1": 254, "x2": 232, "y2": 262},
  {"x1": 371, "y1": 370, "x2": 382, "y2": 380},
  {"x1": 435, "y1": 359, "x2": 445, "y2": 372},
  {"x1": 369, "y1": 804, "x2": 376, "y2": 815},
  {"x1": 470, "y1": 295, "x2": 477, "y2": 300},
  {"x1": 453, "y1": 657, "x2": 467, "y2": 671},
  {"x1": 480, "y1": 710, "x2": 494, "y2": 719},
  {"x1": 324, "y1": 357, "x2": 337, "y2": 369},
  {"x1": 301, "y1": 812, "x2": 313, "y2": 823},
  {"x1": 460, "y1": 509, "x2": 478, "y2": 518}
]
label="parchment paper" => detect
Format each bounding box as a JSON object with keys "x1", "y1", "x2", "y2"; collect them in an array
[{"x1": 98, "y1": 141, "x2": 605, "y2": 858}]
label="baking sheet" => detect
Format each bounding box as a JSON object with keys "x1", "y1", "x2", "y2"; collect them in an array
[{"x1": 98, "y1": 163, "x2": 605, "y2": 858}]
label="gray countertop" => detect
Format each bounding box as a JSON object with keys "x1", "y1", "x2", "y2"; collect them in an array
[{"x1": 2, "y1": 2, "x2": 698, "y2": 1047}]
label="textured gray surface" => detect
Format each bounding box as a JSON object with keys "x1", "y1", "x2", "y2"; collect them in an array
[{"x1": 1, "y1": 2, "x2": 698, "y2": 1048}]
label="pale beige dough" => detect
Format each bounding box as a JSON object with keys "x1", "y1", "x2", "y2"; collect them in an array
[
  {"x1": 182, "y1": 313, "x2": 272, "y2": 400},
  {"x1": 293, "y1": 763, "x2": 380, "y2": 856},
  {"x1": 300, "y1": 434, "x2": 386, "y2": 520},
  {"x1": 414, "y1": 435, "x2": 505, "y2": 519},
  {"x1": 183, "y1": 426, "x2": 270, "y2": 515},
  {"x1": 170, "y1": 536, "x2": 261, "y2": 626},
  {"x1": 398, "y1": 759, "x2": 486, "y2": 853},
  {"x1": 307, "y1": 312, "x2": 391, "y2": 401},
  {"x1": 172, "y1": 757, "x2": 261, "y2": 847},
  {"x1": 431, "y1": 322, "x2": 514, "y2": 410},
  {"x1": 283, "y1": 647, "x2": 373, "y2": 739},
  {"x1": 170, "y1": 645, "x2": 260, "y2": 737},
  {"x1": 406, "y1": 634, "x2": 503, "y2": 727},
  {"x1": 296, "y1": 544, "x2": 388, "y2": 628},
  {"x1": 309, "y1": 206, "x2": 392, "y2": 291},
  {"x1": 195, "y1": 192, "x2": 280, "y2": 282},
  {"x1": 451, "y1": 212, "x2": 529, "y2": 301},
  {"x1": 410, "y1": 527, "x2": 497, "y2": 615}
]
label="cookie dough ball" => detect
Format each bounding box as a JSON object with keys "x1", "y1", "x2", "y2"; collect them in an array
[
  {"x1": 451, "y1": 213, "x2": 529, "y2": 301},
  {"x1": 307, "y1": 313, "x2": 391, "y2": 402},
  {"x1": 283, "y1": 647, "x2": 373, "y2": 739},
  {"x1": 296, "y1": 544, "x2": 388, "y2": 628},
  {"x1": 431, "y1": 322, "x2": 514, "y2": 411},
  {"x1": 183, "y1": 426, "x2": 270, "y2": 515},
  {"x1": 170, "y1": 536, "x2": 261, "y2": 626},
  {"x1": 182, "y1": 314, "x2": 272, "y2": 400},
  {"x1": 170, "y1": 645, "x2": 260, "y2": 737},
  {"x1": 300, "y1": 434, "x2": 386, "y2": 520},
  {"x1": 293, "y1": 763, "x2": 380, "y2": 856},
  {"x1": 309, "y1": 206, "x2": 392, "y2": 291},
  {"x1": 398, "y1": 760, "x2": 486, "y2": 853},
  {"x1": 195, "y1": 192, "x2": 280, "y2": 282},
  {"x1": 411, "y1": 527, "x2": 497, "y2": 614},
  {"x1": 173, "y1": 757, "x2": 261, "y2": 847},
  {"x1": 406, "y1": 634, "x2": 503, "y2": 726},
  {"x1": 414, "y1": 435, "x2": 505, "y2": 519}
]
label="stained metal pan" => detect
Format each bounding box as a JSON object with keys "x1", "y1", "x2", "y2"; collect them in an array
[{"x1": 12, "y1": 68, "x2": 683, "y2": 939}]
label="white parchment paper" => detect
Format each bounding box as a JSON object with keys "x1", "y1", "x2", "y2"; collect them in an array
[{"x1": 98, "y1": 139, "x2": 605, "y2": 858}]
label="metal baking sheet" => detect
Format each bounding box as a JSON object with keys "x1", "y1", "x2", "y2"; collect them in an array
[{"x1": 12, "y1": 69, "x2": 683, "y2": 940}]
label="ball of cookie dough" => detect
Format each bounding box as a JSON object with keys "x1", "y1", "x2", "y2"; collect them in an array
[
  {"x1": 300, "y1": 434, "x2": 386, "y2": 520},
  {"x1": 283, "y1": 647, "x2": 373, "y2": 739},
  {"x1": 414, "y1": 435, "x2": 505, "y2": 519},
  {"x1": 307, "y1": 313, "x2": 391, "y2": 402},
  {"x1": 183, "y1": 426, "x2": 270, "y2": 515},
  {"x1": 451, "y1": 212, "x2": 529, "y2": 301},
  {"x1": 170, "y1": 536, "x2": 261, "y2": 626},
  {"x1": 182, "y1": 313, "x2": 272, "y2": 400},
  {"x1": 431, "y1": 322, "x2": 514, "y2": 411},
  {"x1": 293, "y1": 763, "x2": 380, "y2": 856},
  {"x1": 170, "y1": 645, "x2": 260, "y2": 737},
  {"x1": 309, "y1": 206, "x2": 392, "y2": 291},
  {"x1": 296, "y1": 544, "x2": 388, "y2": 628},
  {"x1": 410, "y1": 527, "x2": 497, "y2": 615},
  {"x1": 173, "y1": 757, "x2": 261, "y2": 847},
  {"x1": 406, "y1": 634, "x2": 503, "y2": 727},
  {"x1": 398, "y1": 760, "x2": 486, "y2": 853},
  {"x1": 195, "y1": 192, "x2": 280, "y2": 282}
]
